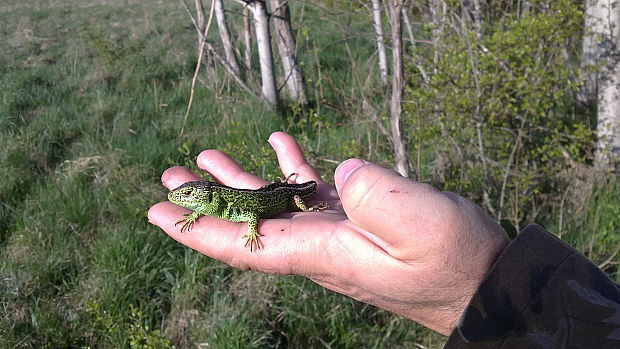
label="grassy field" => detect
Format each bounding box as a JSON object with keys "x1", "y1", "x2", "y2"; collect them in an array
[
  {"x1": 0, "y1": 0, "x2": 617, "y2": 348},
  {"x1": 0, "y1": 0, "x2": 443, "y2": 347}
]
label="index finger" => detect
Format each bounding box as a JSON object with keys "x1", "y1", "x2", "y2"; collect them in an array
[
  {"x1": 197, "y1": 149, "x2": 267, "y2": 189},
  {"x1": 268, "y1": 132, "x2": 323, "y2": 184}
]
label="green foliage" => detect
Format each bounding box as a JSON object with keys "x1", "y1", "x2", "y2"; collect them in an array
[
  {"x1": 86, "y1": 302, "x2": 175, "y2": 348},
  {"x1": 0, "y1": 1, "x2": 429, "y2": 347},
  {"x1": 546, "y1": 176, "x2": 620, "y2": 282},
  {"x1": 0, "y1": 0, "x2": 614, "y2": 348},
  {"x1": 267, "y1": 277, "x2": 444, "y2": 348},
  {"x1": 406, "y1": 0, "x2": 591, "y2": 230}
]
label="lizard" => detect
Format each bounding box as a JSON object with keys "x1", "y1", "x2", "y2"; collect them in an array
[{"x1": 167, "y1": 174, "x2": 329, "y2": 251}]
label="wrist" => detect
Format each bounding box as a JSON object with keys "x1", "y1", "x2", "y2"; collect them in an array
[
  {"x1": 425, "y1": 276, "x2": 492, "y2": 336},
  {"x1": 436, "y1": 231, "x2": 510, "y2": 336}
]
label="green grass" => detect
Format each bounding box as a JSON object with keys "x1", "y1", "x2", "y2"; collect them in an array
[
  {"x1": 0, "y1": 0, "x2": 616, "y2": 348},
  {"x1": 544, "y1": 176, "x2": 620, "y2": 283},
  {"x1": 0, "y1": 1, "x2": 441, "y2": 347}
]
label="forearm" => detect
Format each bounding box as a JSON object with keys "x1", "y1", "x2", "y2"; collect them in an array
[{"x1": 445, "y1": 224, "x2": 620, "y2": 348}]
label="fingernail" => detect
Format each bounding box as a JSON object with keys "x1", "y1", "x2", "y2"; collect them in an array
[
  {"x1": 335, "y1": 158, "x2": 369, "y2": 191},
  {"x1": 267, "y1": 132, "x2": 280, "y2": 146}
]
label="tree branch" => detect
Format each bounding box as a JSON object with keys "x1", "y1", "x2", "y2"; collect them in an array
[{"x1": 179, "y1": 0, "x2": 216, "y2": 137}]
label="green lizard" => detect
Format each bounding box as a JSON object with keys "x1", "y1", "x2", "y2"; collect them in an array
[{"x1": 167, "y1": 174, "x2": 329, "y2": 251}]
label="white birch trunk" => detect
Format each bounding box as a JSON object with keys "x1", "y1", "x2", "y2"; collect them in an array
[
  {"x1": 247, "y1": 1, "x2": 280, "y2": 109},
  {"x1": 388, "y1": 0, "x2": 410, "y2": 177},
  {"x1": 592, "y1": 0, "x2": 620, "y2": 168},
  {"x1": 402, "y1": 3, "x2": 415, "y2": 45},
  {"x1": 579, "y1": 0, "x2": 604, "y2": 104},
  {"x1": 402, "y1": 2, "x2": 430, "y2": 83},
  {"x1": 214, "y1": 0, "x2": 241, "y2": 77},
  {"x1": 270, "y1": 0, "x2": 308, "y2": 106},
  {"x1": 371, "y1": 0, "x2": 389, "y2": 86},
  {"x1": 193, "y1": 0, "x2": 206, "y2": 52},
  {"x1": 194, "y1": 0, "x2": 205, "y2": 31}
]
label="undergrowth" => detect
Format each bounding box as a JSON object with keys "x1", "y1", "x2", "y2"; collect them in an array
[{"x1": 0, "y1": 0, "x2": 615, "y2": 348}]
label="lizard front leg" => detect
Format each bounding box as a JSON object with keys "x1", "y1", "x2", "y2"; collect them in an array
[
  {"x1": 293, "y1": 195, "x2": 330, "y2": 212},
  {"x1": 176, "y1": 211, "x2": 202, "y2": 233}
]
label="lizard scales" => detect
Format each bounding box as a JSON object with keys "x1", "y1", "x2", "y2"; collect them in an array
[{"x1": 168, "y1": 177, "x2": 327, "y2": 251}]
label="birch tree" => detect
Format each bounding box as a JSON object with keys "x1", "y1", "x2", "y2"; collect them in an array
[
  {"x1": 371, "y1": 0, "x2": 389, "y2": 86},
  {"x1": 236, "y1": 0, "x2": 280, "y2": 109},
  {"x1": 388, "y1": 0, "x2": 411, "y2": 177},
  {"x1": 585, "y1": 0, "x2": 620, "y2": 168},
  {"x1": 579, "y1": 0, "x2": 604, "y2": 105},
  {"x1": 270, "y1": 0, "x2": 308, "y2": 106},
  {"x1": 194, "y1": 0, "x2": 206, "y2": 42},
  {"x1": 214, "y1": 0, "x2": 241, "y2": 77}
]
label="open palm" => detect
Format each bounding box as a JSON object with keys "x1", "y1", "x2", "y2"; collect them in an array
[{"x1": 148, "y1": 132, "x2": 509, "y2": 335}]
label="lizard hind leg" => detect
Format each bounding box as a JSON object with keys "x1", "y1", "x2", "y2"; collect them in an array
[
  {"x1": 243, "y1": 214, "x2": 263, "y2": 252},
  {"x1": 293, "y1": 195, "x2": 330, "y2": 212},
  {"x1": 271, "y1": 172, "x2": 297, "y2": 184},
  {"x1": 282, "y1": 173, "x2": 296, "y2": 183}
]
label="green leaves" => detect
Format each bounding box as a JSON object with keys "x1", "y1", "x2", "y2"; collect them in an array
[{"x1": 405, "y1": 0, "x2": 590, "y2": 229}]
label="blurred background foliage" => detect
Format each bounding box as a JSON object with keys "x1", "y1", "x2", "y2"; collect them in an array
[{"x1": 0, "y1": 0, "x2": 617, "y2": 347}]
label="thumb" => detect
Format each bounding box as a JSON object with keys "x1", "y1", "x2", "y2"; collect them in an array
[{"x1": 334, "y1": 159, "x2": 455, "y2": 255}]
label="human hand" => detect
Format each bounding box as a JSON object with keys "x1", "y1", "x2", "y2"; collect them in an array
[{"x1": 148, "y1": 132, "x2": 510, "y2": 336}]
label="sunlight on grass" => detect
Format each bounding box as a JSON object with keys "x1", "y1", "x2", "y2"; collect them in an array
[{"x1": 0, "y1": 0, "x2": 614, "y2": 348}]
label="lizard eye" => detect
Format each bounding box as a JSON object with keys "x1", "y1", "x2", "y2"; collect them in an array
[{"x1": 179, "y1": 187, "x2": 194, "y2": 196}]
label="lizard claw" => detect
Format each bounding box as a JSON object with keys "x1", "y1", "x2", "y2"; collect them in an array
[
  {"x1": 309, "y1": 202, "x2": 330, "y2": 211},
  {"x1": 175, "y1": 212, "x2": 201, "y2": 233},
  {"x1": 243, "y1": 232, "x2": 263, "y2": 251},
  {"x1": 175, "y1": 217, "x2": 195, "y2": 233}
]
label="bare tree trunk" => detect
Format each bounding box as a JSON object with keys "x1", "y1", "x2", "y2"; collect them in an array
[
  {"x1": 242, "y1": 6, "x2": 253, "y2": 74},
  {"x1": 270, "y1": 0, "x2": 308, "y2": 106},
  {"x1": 521, "y1": 0, "x2": 531, "y2": 16},
  {"x1": 194, "y1": 0, "x2": 205, "y2": 31},
  {"x1": 388, "y1": 0, "x2": 411, "y2": 177},
  {"x1": 244, "y1": 0, "x2": 280, "y2": 109},
  {"x1": 402, "y1": 1, "x2": 415, "y2": 45},
  {"x1": 430, "y1": 0, "x2": 445, "y2": 70},
  {"x1": 371, "y1": 0, "x2": 389, "y2": 86},
  {"x1": 579, "y1": 0, "x2": 604, "y2": 104},
  {"x1": 470, "y1": 0, "x2": 483, "y2": 36},
  {"x1": 182, "y1": 0, "x2": 250, "y2": 94},
  {"x1": 214, "y1": 0, "x2": 241, "y2": 77},
  {"x1": 592, "y1": 0, "x2": 620, "y2": 168},
  {"x1": 193, "y1": 0, "x2": 206, "y2": 53},
  {"x1": 402, "y1": 1, "x2": 429, "y2": 83}
]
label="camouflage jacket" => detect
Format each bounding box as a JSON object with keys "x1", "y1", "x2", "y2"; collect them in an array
[{"x1": 445, "y1": 224, "x2": 620, "y2": 348}]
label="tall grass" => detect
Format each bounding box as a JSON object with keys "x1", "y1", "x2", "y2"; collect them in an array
[
  {"x1": 544, "y1": 177, "x2": 620, "y2": 283},
  {"x1": 0, "y1": 0, "x2": 616, "y2": 348},
  {"x1": 0, "y1": 0, "x2": 442, "y2": 347}
]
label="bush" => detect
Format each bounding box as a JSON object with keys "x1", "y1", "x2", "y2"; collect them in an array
[{"x1": 405, "y1": 0, "x2": 590, "y2": 232}]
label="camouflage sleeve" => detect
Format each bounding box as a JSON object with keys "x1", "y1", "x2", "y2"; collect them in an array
[{"x1": 444, "y1": 224, "x2": 620, "y2": 348}]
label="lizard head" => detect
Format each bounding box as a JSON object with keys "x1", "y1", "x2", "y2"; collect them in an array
[{"x1": 168, "y1": 181, "x2": 215, "y2": 210}]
